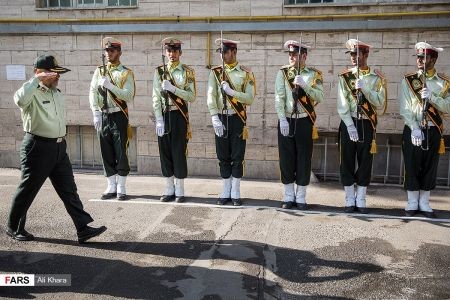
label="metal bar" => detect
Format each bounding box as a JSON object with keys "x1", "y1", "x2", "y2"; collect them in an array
[
  {"x1": 79, "y1": 126, "x2": 83, "y2": 169},
  {"x1": 399, "y1": 150, "x2": 403, "y2": 185},
  {"x1": 323, "y1": 137, "x2": 327, "y2": 181},
  {"x1": 1, "y1": 18, "x2": 449, "y2": 34},
  {"x1": 385, "y1": 139, "x2": 390, "y2": 184}
]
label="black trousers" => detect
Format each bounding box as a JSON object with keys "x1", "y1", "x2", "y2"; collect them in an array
[
  {"x1": 98, "y1": 112, "x2": 130, "y2": 177},
  {"x1": 402, "y1": 125, "x2": 440, "y2": 191},
  {"x1": 215, "y1": 114, "x2": 246, "y2": 179},
  {"x1": 158, "y1": 110, "x2": 188, "y2": 179},
  {"x1": 8, "y1": 133, "x2": 93, "y2": 232},
  {"x1": 339, "y1": 119, "x2": 374, "y2": 187},
  {"x1": 278, "y1": 117, "x2": 313, "y2": 185}
]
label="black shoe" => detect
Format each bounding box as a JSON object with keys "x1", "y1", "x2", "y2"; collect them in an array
[
  {"x1": 6, "y1": 227, "x2": 34, "y2": 241},
  {"x1": 356, "y1": 207, "x2": 368, "y2": 214},
  {"x1": 160, "y1": 194, "x2": 175, "y2": 202},
  {"x1": 297, "y1": 203, "x2": 308, "y2": 210},
  {"x1": 77, "y1": 226, "x2": 107, "y2": 244},
  {"x1": 101, "y1": 192, "x2": 116, "y2": 200},
  {"x1": 281, "y1": 201, "x2": 293, "y2": 209},
  {"x1": 344, "y1": 206, "x2": 355, "y2": 213},
  {"x1": 421, "y1": 211, "x2": 435, "y2": 218},
  {"x1": 232, "y1": 198, "x2": 242, "y2": 206},
  {"x1": 175, "y1": 196, "x2": 185, "y2": 203},
  {"x1": 217, "y1": 198, "x2": 231, "y2": 205},
  {"x1": 405, "y1": 210, "x2": 417, "y2": 217},
  {"x1": 117, "y1": 193, "x2": 127, "y2": 201}
]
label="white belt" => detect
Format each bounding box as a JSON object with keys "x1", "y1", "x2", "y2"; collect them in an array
[
  {"x1": 428, "y1": 120, "x2": 435, "y2": 127},
  {"x1": 351, "y1": 112, "x2": 370, "y2": 120},
  {"x1": 102, "y1": 107, "x2": 121, "y2": 114},
  {"x1": 221, "y1": 108, "x2": 236, "y2": 115},
  {"x1": 167, "y1": 105, "x2": 179, "y2": 111},
  {"x1": 288, "y1": 112, "x2": 308, "y2": 119}
]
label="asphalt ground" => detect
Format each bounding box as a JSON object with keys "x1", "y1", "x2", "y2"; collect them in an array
[{"x1": 0, "y1": 168, "x2": 449, "y2": 299}]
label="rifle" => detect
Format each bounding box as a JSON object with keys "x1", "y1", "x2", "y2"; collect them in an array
[
  {"x1": 288, "y1": 34, "x2": 305, "y2": 138},
  {"x1": 161, "y1": 43, "x2": 171, "y2": 135},
  {"x1": 98, "y1": 53, "x2": 108, "y2": 111},
  {"x1": 220, "y1": 30, "x2": 229, "y2": 138},
  {"x1": 420, "y1": 44, "x2": 429, "y2": 150},
  {"x1": 355, "y1": 37, "x2": 365, "y2": 143}
]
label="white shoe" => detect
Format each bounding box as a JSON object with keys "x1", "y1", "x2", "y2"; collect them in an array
[
  {"x1": 161, "y1": 176, "x2": 175, "y2": 202},
  {"x1": 175, "y1": 178, "x2": 185, "y2": 203},
  {"x1": 117, "y1": 175, "x2": 127, "y2": 200},
  {"x1": 101, "y1": 175, "x2": 117, "y2": 199},
  {"x1": 282, "y1": 183, "x2": 295, "y2": 203},
  {"x1": 295, "y1": 185, "x2": 307, "y2": 204},
  {"x1": 355, "y1": 185, "x2": 368, "y2": 213},
  {"x1": 418, "y1": 190, "x2": 432, "y2": 212},
  {"x1": 231, "y1": 177, "x2": 242, "y2": 206},
  {"x1": 220, "y1": 177, "x2": 232, "y2": 199},
  {"x1": 344, "y1": 185, "x2": 356, "y2": 212}
]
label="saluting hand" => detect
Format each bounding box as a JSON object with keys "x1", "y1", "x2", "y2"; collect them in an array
[
  {"x1": 221, "y1": 81, "x2": 236, "y2": 97},
  {"x1": 35, "y1": 71, "x2": 58, "y2": 80},
  {"x1": 99, "y1": 76, "x2": 114, "y2": 90},
  {"x1": 162, "y1": 80, "x2": 176, "y2": 93},
  {"x1": 293, "y1": 75, "x2": 307, "y2": 89}
]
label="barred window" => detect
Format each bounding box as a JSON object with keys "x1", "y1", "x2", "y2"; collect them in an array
[
  {"x1": 285, "y1": 0, "x2": 437, "y2": 4},
  {"x1": 37, "y1": 0, "x2": 137, "y2": 8}
]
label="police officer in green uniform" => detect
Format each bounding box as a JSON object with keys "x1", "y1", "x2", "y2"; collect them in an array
[
  {"x1": 207, "y1": 38, "x2": 256, "y2": 206},
  {"x1": 6, "y1": 55, "x2": 106, "y2": 243},
  {"x1": 89, "y1": 37, "x2": 135, "y2": 201},
  {"x1": 275, "y1": 40, "x2": 323, "y2": 210},
  {"x1": 400, "y1": 42, "x2": 450, "y2": 218},
  {"x1": 337, "y1": 39, "x2": 387, "y2": 213},
  {"x1": 152, "y1": 37, "x2": 196, "y2": 203}
]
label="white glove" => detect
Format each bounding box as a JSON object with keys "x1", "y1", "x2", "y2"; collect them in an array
[
  {"x1": 212, "y1": 114, "x2": 225, "y2": 137},
  {"x1": 93, "y1": 111, "x2": 102, "y2": 132},
  {"x1": 355, "y1": 79, "x2": 365, "y2": 90},
  {"x1": 293, "y1": 75, "x2": 307, "y2": 89},
  {"x1": 346, "y1": 124, "x2": 359, "y2": 142},
  {"x1": 421, "y1": 87, "x2": 431, "y2": 100},
  {"x1": 99, "y1": 76, "x2": 114, "y2": 90},
  {"x1": 221, "y1": 81, "x2": 236, "y2": 97},
  {"x1": 279, "y1": 117, "x2": 289, "y2": 137},
  {"x1": 162, "y1": 80, "x2": 176, "y2": 94},
  {"x1": 411, "y1": 128, "x2": 423, "y2": 146},
  {"x1": 156, "y1": 117, "x2": 165, "y2": 137}
]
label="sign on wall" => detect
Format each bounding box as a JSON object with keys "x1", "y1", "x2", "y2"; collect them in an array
[{"x1": 6, "y1": 65, "x2": 26, "y2": 81}]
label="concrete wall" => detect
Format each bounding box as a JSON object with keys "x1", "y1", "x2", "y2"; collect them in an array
[{"x1": 1, "y1": 0, "x2": 449, "y2": 180}]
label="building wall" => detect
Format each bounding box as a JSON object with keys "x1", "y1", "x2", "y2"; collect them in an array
[{"x1": 1, "y1": 0, "x2": 449, "y2": 181}]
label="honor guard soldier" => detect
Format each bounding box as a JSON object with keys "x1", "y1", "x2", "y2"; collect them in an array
[
  {"x1": 337, "y1": 39, "x2": 387, "y2": 213},
  {"x1": 6, "y1": 55, "x2": 106, "y2": 243},
  {"x1": 400, "y1": 42, "x2": 449, "y2": 218},
  {"x1": 207, "y1": 37, "x2": 256, "y2": 206},
  {"x1": 89, "y1": 37, "x2": 135, "y2": 201},
  {"x1": 275, "y1": 40, "x2": 323, "y2": 210},
  {"x1": 152, "y1": 37, "x2": 196, "y2": 203}
]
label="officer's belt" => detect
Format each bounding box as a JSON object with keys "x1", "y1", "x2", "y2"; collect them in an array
[
  {"x1": 102, "y1": 107, "x2": 122, "y2": 114},
  {"x1": 26, "y1": 132, "x2": 65, "y2": 143},
  {"x1": 167, "y1": 105, "x2": 179, "y2": 111},
  {"x1": 287, "y1": 112, "x2": 308, "y2": 119},
  {"x1": 351, "y1": 112, "x2": 370, "y2": 120},
  {"x1": 220, "y1": 108, "x2": 237, "y2": 115}
]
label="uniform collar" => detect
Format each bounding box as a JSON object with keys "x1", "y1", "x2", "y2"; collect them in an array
[
  {"x1": 352, "y1": 66, "x2": 372, "y2": 76},
  {"x1": 168, "y1": 61, "x2": 182, "y2": 71},
  {"x1": 426, "y1": 68, "x2": 436, "y2": 78},
  {"x1": 107, "y1": 61, "x2": 121, "y2": 71},
  {"x1": 225, "y1": 61, "x2": 239, "y2": 70},
  {"x1": 289, "y1": 65, "x2": 309, "y2": 73},
  {"x1": 38, "y1": 82, "x2": 51, "y2": 93}
]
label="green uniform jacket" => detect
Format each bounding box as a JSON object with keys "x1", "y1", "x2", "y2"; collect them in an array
[
  {"x1": 207, "y1": 63, "x2": 256, "y2": 116},
  {"x1": 89, "y1": 62, "x2": 135, "y2": 112},
  {"x1": 399, "y1": 69, "x2": 450, "y2": 130},
  {"x1": 152, "y1": 61, "x2": 196, "y2": 119},
  {"x1": 14, "y1": 76, "x2": 66, "y2": 138},
  {"x1": 337, "y1": 66, "x2": 386, "y2": 127},
  {"x1": 274, "y1": 65, "x2": 324, "y2": 119}
]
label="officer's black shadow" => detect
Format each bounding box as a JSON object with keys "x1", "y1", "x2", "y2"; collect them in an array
[{"x1": 0, "y1": 238, "x2": 381, "y2": 299}]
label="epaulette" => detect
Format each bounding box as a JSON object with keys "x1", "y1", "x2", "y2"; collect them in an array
[
  {"x1": 437, "y1": 72, "x2": 450, "y2": 82},
  {"x1": 309, "y1": 66, "x2": 323, "y2": 76},
  {"x1": 211, "y1": 65, "x2": 222, "y2": 70},
  {"x1": 404, "y1": 71, "x2": 417, "y2": 78},
  {"x1": 182, "y1": 64, "x2": 194, "y2": 72},
  {"x1": 374, "y1": 69, "x2": 385, "y2": 79},
  {"x1": 280, "y1": 65, "x2": 290, "y2": 70},
  {"x1": 339, "y1": 69, "x2": 352, "y2": 76},
  {"x1": 240, "y1": 65, "x2": 252, "y2": 73}
]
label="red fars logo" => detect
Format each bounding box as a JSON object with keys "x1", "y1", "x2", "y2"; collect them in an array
[{"x1": 0, "y1": 274, "x2": 34, "y2": 286}]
